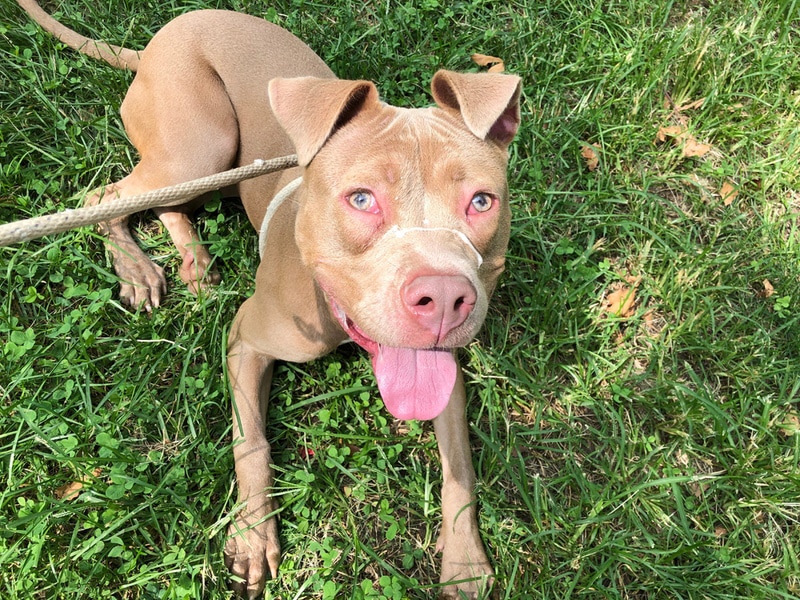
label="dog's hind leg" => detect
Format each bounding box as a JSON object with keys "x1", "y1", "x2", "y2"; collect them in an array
[{"x1": 90, "y1": 58, "x2": 240, "y2": 309}]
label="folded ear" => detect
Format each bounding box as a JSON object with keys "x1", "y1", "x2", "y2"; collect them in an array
[
  {"x1": 431, "y1": 70, "x2": 522, "y2": 148},
  {"x1": 268, "y1": 77, "x2": 380, "y2": 166}
]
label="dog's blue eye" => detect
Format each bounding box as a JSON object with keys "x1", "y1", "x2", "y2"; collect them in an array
[
  {"x1": 471, "y1": 193, "x2": 493, "y2": 213},
  {"x1": 348, "y1": 191, "x2": 374, "y2": 211}
]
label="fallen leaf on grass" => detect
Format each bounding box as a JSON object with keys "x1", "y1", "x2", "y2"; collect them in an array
[
  {"x1": 689, "y1": 479, "x2": 708, "y2": 498},
  {"x1": 471, "y1": 53, "x2": 505, "y2": 72},
  {"x1": 655, "y1": 124, "x2": 688, "y2": 143},
  {"x1": 664, "y1": 93, "x2": 705, "y2": 113},
  {"x1": 779, "y1": 413, "x2": 800, "y2": 437},
  {"x1": 581, "y1": 143, "x2": 600, "y2": 171},
  {"x1": 682, "y1": 138, "x2": 712, "y2": 158},
  {"x1": 718, "y1": 181, "x2": 738, "y2": 206},
  {"x1": 655, "y1": 122, "x2": 712, "y2": 158},
  {"x1": 55, "y1": 481, "x2": 84, "y2": 501},
  {"x1": 677, "y1": 97, "x2": 705, "y2": 111},
  {"x1": 55, "y1": 468, "x2": 102, "y2": 500},
  {"x1": 603, "y1": 285, "x2": 638, "y2": 318},
  {"x1": 761, "y1": 279, "x2": 775, "y2": 298}
]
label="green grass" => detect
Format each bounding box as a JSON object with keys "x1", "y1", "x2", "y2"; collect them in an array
[{"x1": 2, "y1": 0, "x2": 800, "y2": 598}]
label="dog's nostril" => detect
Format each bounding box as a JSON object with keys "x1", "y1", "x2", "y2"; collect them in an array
[
  {"x1": 417, "y1": 296, "x2": 433, "y2": 306},
  {"x1": 454, "y1": 296, "x2": 465, "y2": 310}
]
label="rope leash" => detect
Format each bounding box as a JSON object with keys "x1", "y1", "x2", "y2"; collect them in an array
[{"x1": 0, "y1": 154, "x2": 299, "y2": 247}]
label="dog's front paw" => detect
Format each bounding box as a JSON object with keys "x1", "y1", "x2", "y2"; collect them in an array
[
  {"x1": 437, "y1": 535, "x2": 495, "y2": 599},
  {"x1": 179, "y1": 245, "x2": 220, "y2": 295},
  {"x1": 224, "y1": 506, "x2": 280, "y2": 599}
]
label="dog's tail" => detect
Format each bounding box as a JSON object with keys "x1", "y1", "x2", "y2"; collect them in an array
[{"x1": 17, "y1": 0, "x2": 140, "y2": 72}]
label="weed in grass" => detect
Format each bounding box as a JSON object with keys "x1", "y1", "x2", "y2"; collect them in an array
[{"x1": 2, "y1": 1, "x2": 800, "y2": 599}]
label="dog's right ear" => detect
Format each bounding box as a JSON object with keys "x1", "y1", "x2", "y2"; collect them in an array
[{"x1": 269, "y1": 77, "x2": 380, "y2": 167}]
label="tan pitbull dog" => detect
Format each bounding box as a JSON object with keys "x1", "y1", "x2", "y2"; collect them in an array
[{"x1": 18, "y1": 2, "x2": 522, "y2": 597}]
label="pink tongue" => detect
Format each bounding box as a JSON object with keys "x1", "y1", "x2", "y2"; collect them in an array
[{"x1": 371, "y1": 346, "x2": 456, "y2": 421}]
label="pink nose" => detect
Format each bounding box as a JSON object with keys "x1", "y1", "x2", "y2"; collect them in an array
[{"x1": 402, "y1": 274, "x2": 477, "y2": 341}]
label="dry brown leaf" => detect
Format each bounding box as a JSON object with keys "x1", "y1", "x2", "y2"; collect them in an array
[
  {"x1": 719, "y1": 181, "x2": 738, "y2": 206},
  {"x1": 471, "y1": 53, "x2": 505, "y2": 72},
  {"x1": 581, "y1": 143, "x2": 600, "y2": 171},
  {"x1": 656, "y1": 121, "x2": 711, "y2": 158},
  {"x1": 688, "y1": 479, "x2": 708, "y2": 498},
  {"x1": 714, "y1": 525, "x2": 728, "y2": 538},
  {"x1": 677, "y1": 98, "x2": 705, "y2": 111},
  {"x1": 655, "y1": 124, "x2": 687, "y2": 143},
  {"x1": 682, "y1": 137, "x2": 712, "y2": 157},
  {"x1": 779, "y1": 413, "x2": 800, "y2": 437},
  {"x1": 55, "y1": 468, "x2": 102, "y2": 501},
  {"x1": 625, "y1": 274, "x2": 642, "y2": 286},
  {"x1": 762, "y1": 279, "x2": 775, "y2": 298},
  {"x1": 55, "y1": 480, "x2": 84, "y2": 500},
  {"x1": 604, "y1": 285, "x2": 637, "y2": 318}
]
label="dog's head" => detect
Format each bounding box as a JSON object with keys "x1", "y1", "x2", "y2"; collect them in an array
[{"x1": 269, "y1": 71, "x2": 521, "y2": 420}]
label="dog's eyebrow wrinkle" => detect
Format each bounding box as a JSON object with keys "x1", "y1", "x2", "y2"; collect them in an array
[
  {"x1": 376, "y1": 115, "x2": 400, "y2": 135},
  {"x1": 418, "y1": 112, "x2": 458, "y2": 140},
  {"x1": 375, "y1": 110, "x2": 414, "y2": 137},
  {"x1": 384, "y1": 108, "x2": 455, "y2": 143}
]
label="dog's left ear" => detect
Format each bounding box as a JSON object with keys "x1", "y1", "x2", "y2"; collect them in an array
[{"x1": 431, "y1": 70, "x2": 522, "y2": 148}]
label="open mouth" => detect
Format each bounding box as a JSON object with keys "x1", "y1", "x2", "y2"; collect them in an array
[
  {"x1": 335, "y1": 307, "x2": 379, "y2": 354},
  {"x1": 330, "y1": 300, "x2": 457, "y2": 421}
]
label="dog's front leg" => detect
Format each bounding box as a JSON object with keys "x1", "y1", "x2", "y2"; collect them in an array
[
  {"x1": 225, "y1": 318, "x2": 280, "y2": 599},
  {"x1": 434, "y1": 363, "x2": 494, "y2": 599}
]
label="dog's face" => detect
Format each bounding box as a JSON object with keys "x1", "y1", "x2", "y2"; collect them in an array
[
  {"x1": 297, "y1": 103, "x2": 511, "y2": 348},
  {"x1": 269, "y1": 71, "x2": 521, "y2": 419}
]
